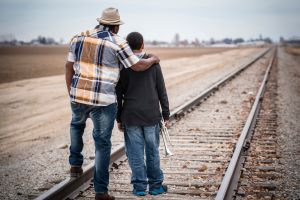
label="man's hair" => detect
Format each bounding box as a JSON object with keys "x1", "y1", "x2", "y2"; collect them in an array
[
  {"x1": 98, "y1": 23, "x2": 119, "y2": 32},
  {"x1": 126, "y1": 32, "x2": 143, "y2": 50}
]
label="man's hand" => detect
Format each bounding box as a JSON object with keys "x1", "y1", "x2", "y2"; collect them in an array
[
  {"x1": 117, "y1": 123, "x2": 124, "y2": 132},
  {"x1": 130, "y1": 54, "x2": 160, "y2": 72},
  {"x1": 164, "y1": 120, "x2": 170, "y2": 129},
  {"x1": 148, "y1": 54, "x2": 160, "y2": 64},
  {"x1": 65, "y1": 61, "x2": 75, "y2": 95}
]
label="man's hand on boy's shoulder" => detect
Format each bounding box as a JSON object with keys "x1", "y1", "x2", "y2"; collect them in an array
[
  {"x1": 147, "y1": 54, "x2": 160, "y2": 64},
  {"x1": 117, "y1": 123, "x2": 124, "y2": 132}
]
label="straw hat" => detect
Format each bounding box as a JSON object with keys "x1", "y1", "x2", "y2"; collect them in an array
[{"x1": 97, "y1": 7, "x2": 124, "y2": 25}]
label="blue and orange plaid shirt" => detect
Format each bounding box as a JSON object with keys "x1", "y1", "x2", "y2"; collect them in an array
[{"x1": 67, "y1": 25, "x2": 140, "y2": 106}]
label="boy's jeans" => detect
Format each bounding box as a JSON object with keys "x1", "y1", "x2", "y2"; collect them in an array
[
  {"x1": 124, "y1": 123, "x2": 164, "y2": 191},
  {"x1": 69, "y1": 102, "x2": 117, "y2": 193}
]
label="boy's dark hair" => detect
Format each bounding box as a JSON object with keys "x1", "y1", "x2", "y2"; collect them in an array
[{"x1": 126, "y1": 32, "x2": 143, "y2": 50}]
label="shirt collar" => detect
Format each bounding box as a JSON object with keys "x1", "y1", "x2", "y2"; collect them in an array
[
  {"x1": 95, "y1": 24, "x2": 110, "y2": 32},
  {"x1": 134, "y1": 52, "x2": 146, "y2": 59}
]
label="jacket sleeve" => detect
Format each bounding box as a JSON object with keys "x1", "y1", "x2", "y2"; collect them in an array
[
  {"x1": 156, "y1": 64, "x2": 170, "y2": 120},
  {"x1": 116, "y1": 73, "x2": 124, "y2": 123}
]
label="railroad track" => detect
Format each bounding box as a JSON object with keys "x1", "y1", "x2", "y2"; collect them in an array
[
  {"x1": 36, "y1": 47, "x2": 276, "y2": 200},
  {"x1": 235, "y1": 50, "x2": 282, "y2": 199}
]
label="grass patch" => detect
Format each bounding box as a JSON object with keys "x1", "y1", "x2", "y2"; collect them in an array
[{"x1": 285, "y1": 47, "x2": 300, "y2": 56}]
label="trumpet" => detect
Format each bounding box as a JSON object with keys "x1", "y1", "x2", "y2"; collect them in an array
[{"x1": 160, "y1": 119, "x2": 174, "y2": 156}]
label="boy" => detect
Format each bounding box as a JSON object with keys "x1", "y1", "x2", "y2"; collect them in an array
[{"x1": 116, "y1": 32, "x2": 170, "y2": 196}]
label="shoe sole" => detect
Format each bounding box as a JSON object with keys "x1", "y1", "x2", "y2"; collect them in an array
[
  {"x1": 149, "y1": 191, "x2": 166, "y2": 195},
  {"x1": 132, "y1": 192, "x2": 147, "y2": 196},
  {"x1": 149, "y1": 185, "x2": 168, "y2": 195},
  {"x1": 133, "y1": 194, "x2": 146, "y2": 196}
]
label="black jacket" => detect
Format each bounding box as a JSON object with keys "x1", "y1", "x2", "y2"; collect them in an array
[{"x1": 116, "y1": 53, "x2": 170, "y2": 126}]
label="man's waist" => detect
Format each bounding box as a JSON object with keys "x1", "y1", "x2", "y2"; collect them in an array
[{"x1": 70, "y1": 89, "x2": 117, "y2": 106}]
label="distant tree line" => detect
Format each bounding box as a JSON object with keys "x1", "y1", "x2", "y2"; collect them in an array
[
  {"x1": 32, "y1": 36, "x2": 58, "y2": 45},
  {"x1": 280, "y1": 36, "x2": 300, "y2": 46},
  {"x1": 144, "y1": 33, "x2": 275, "y2": 47},
  {"x1": 0, "y1": 34, "x2": 60, "y2": 45},
  {"x1": 1, "y1": 33, "x2": 299, "y2": 47},
  {"x1": 169, "y1": 33, "x2": 274, "y2": 47}
]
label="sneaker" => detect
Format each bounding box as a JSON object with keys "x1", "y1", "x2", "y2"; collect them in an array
[
  {"x1": 70, "y1": 166, "x2": 83, "y2": 178},
  {"x1": 149, "y1": 185, "x2": 168, "y2": 195},
  {"x1": 132, "y1": 189, "x2": 147, "y2": 196},
  {"x1": 95, "y1": 193, "x2": 115, "y2": 200}
]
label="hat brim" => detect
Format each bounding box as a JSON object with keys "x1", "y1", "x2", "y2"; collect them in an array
[{"x1": 97, "y1": 18, "x2": 124, "y2": 25}]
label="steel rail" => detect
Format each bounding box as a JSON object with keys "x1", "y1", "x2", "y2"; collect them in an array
[
  {"x1": 169, "y1": 47, "x2": 271, "y2": 120},
  {"x1": 36, "y1": 47, "x2": 271, "y2": 200},
  {"x1": 35, "y1": 145, "x2": 126, "y2": 200},
  {"x1": 215, "y1": 47, "x2": 277, "y2": 200}
]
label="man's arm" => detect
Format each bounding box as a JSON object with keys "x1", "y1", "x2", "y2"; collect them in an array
[
  {"x1": 156, "y1": 64, "x2": 170, "y2": 121},
  {"x1": 130, "y1": 55, "x2": 160, "y2": 72},
  {"x1": 65, "y1": 61, "x2": 75, "y2": 95},
  {"x1": 116, "y1": 40, "x2": 160, "y2": 72}
]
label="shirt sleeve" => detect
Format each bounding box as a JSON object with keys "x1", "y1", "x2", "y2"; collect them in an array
[
  {"x1": 156, "y1": 64, "x2": 170, "y2": 120},
  {"x1": 67, "y1": 52, "x2": 76, "y2": 62},
  {"x1": 116, "y1": 41, "x2": 140, "y2": 68},
  {"x1": 67, "y1": 37, "x2": 77, "y2": 62}
]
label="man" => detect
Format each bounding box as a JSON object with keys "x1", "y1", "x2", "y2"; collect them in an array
[
  {"x1": 65, "y1": 8, "x2": 160, "y2": 200},
  {"x1": 116, "y1": 32, "x2": 169, "y2": 196}
]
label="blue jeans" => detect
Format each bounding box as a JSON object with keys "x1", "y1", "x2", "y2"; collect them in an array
[
  {"x1": 69, "y1": 102, "x2": 117, "y2": 193},
  {"x1": 124, "y1": 123, "x2": 164, "y2": 191}
]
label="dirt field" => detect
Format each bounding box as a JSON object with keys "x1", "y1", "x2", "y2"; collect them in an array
[
  {"x1": 0, "y1": 46, "x2": 234, "y2": 83},
  {"x1": 0, "y1": 47, "x2": 266, "y2": 199},
  {"x1": 285, "y1": 47, "x2": 300, "y2": 56}
]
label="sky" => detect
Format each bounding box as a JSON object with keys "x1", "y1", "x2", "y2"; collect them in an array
[{"x1": 0, "y1": 0, "x2": 300, "y2": 43}]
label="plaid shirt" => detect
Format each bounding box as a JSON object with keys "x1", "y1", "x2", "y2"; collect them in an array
[{"x1": 67, "y1": 25, "x2": 140, "y2": 106}]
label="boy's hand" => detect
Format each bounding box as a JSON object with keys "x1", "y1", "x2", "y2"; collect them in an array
[
  {"x1": 164, "y1": 120, "x2": 170, "y2": 129},
  {"x1": 117, "y1": 123, "x2": 124, "y2": 132}
]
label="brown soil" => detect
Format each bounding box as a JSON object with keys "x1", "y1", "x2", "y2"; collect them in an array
[
  {"x1": 0, "y1": 46, "x2": 234, "y2": 83},
  {"x1": 285, "y1": 47, "x2": 300, "y2": 56}
]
